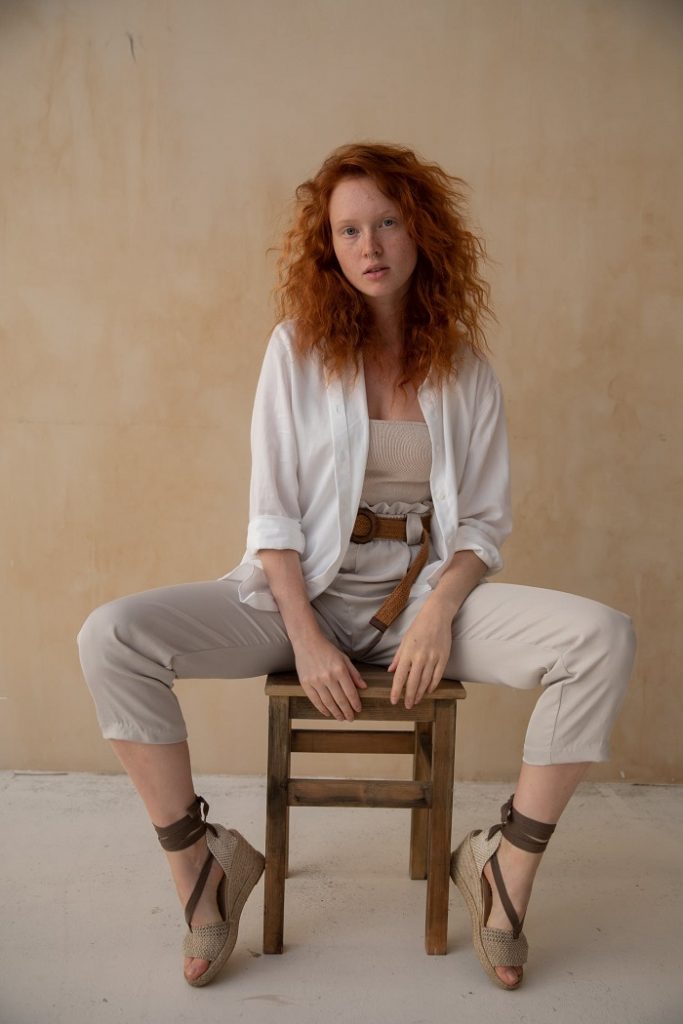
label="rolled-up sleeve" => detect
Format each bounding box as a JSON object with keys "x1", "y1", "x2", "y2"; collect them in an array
[
  {"x1": 454, "y1": 378, "x2": 512, "y2": 574},
  {"x1": 246, "y1": 331, "x2": 306, "y2": 557}
]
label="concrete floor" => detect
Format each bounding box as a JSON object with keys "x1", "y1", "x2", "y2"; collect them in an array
[{"x1": 1, "y1": 773, "x2": 682, "y2": 1024}]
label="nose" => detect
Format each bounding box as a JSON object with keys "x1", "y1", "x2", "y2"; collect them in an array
[{"x1": 362, "y1": 229, "x2": 382, "y2": 258}]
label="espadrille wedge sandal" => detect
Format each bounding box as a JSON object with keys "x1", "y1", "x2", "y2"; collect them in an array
[
  {"x1": 154, "y1": 795, "x2": 265, "y2": 988},
  {"x1": 450, "y1": 794, "x2": 555, "y2": 990}
]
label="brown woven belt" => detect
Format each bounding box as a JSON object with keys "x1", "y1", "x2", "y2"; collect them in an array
[{"x1": 350, "y1": 508, "x2": 432, "y2": 634}]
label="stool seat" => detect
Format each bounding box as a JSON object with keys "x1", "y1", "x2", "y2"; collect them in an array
[
  {"x1": 263, "y1": 662, "x2": 466, "y2": 956},
  {"x1": 265, "y1": 666, "x2": 465, "y2": 700}
]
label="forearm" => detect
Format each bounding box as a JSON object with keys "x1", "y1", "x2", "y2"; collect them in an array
[
  {"x1": 388, "y1": 549, "x2": 487, "y2": 706},
  {"x1": 258, "y1": 549, "x2": 366, "y2": 720},
  {"x1": 258, "y1": 548, "x2": 324, "y2": 647},
  {"x1": 423, "y1": 549, "x2": 488, "y2": 622}
]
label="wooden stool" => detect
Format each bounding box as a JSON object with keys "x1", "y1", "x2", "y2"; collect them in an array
[{"x1": 263, "y1": 662, "x2": 466, "y2": 955}]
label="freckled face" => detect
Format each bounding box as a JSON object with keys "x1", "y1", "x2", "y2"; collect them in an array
[{"x1": 328, "y1": 176, "x2": 418, "y2": 313}]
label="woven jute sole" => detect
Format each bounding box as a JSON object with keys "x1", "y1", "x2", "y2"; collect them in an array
[
  {"x1": 450, "y1": 834, "x2": 523, "y2": 991},
  {"x1": 187, "y1": 827, "x2": 265, "y2": 989}
]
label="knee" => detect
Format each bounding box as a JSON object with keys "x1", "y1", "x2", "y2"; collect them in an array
[
  {"x1": 599, "y1": 604, "x2": 636, "y2": 660},
  {"x1": 583, "y1": 602, "x2": 637, "y2": 693},
  {"x1": 612, "y1": 607, "x2": 637, "y2": 688},
  {"x1": 615, "y1": 607, "x2": 636, "y2": 659},
  {"x1": 76, "y1": 596, "x2": 133, "y2": 673}
]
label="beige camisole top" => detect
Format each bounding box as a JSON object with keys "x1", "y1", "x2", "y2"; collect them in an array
[{"x1": 360, "y1": 419, "x2": 432, "y2": 505}]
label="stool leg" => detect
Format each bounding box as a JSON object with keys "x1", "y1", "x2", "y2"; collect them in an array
[
  {"x1": 264, "y1": 695, "x2": 290, "y2": 954},
  {"x1": 284, "y1": 742, "x2": 291, "y2": 878},
  {"x1": 425, "y1": 701, "x2": 456, "y2": 955},
  {"x1": 410, "y1": 722, "x2": 432, "y2": 879}
]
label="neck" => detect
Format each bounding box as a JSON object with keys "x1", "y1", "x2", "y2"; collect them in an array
[{"x1": 370, "y1": 312, "x2": 403, "y2": 351}]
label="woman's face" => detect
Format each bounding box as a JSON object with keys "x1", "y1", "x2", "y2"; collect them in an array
[{"x1": 328, "y1": 176, "x2": 418, "y2": 315}]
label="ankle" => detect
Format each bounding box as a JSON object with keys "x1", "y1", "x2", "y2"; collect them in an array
[
  {"x1": 174, "y1": 831, "x2": 210, "y2": 859},
  {"x1": 496, "y1": 837, "x2": 543, "y2": 887},
  {"x1": 164, "y1": 835, "x2": 212, "y2": 887}
]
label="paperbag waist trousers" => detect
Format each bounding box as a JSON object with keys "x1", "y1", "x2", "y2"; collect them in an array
[{"x1": 77, "y1": 501, "x2": 636, "y2": 766}]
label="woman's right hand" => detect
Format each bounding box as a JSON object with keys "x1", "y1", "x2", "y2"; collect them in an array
[
  {"x1": 293, "y1": 635, "x2": 367, "y2": 721},
  {"x1": 258, "y1": 548, "x2": 368, "y2": 721}
]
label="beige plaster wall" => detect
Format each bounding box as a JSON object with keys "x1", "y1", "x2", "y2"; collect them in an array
[{"x1": 1, "y1": 0, "x2": 681, "y2": 782}]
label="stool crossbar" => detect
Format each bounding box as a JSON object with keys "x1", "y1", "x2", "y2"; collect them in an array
[{"x1": 263, "y1": 663, "x2": 466, "y2": 955}]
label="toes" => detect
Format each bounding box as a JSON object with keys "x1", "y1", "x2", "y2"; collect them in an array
[
  {"x1": 184, "y1": 956, "x2": 210, "y2": 982},
  {"x1": 495, "y1": 965, "x2": 522, "y2": 988}
]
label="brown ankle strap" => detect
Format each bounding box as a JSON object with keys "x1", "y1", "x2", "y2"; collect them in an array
[
  {"x1": 487, "y1": 794, "x2": 556, "y2": 854},
  {"x1": 489, "y1": 852, "x2": 524, "y2": 938},
  {"x1": 153, "y1": 794, "x2": 216, "y2": 852}
]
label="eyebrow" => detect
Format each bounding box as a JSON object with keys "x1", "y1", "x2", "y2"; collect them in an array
[{"x1": 332, "y1": 209, "x2": 398, "y2": 228}]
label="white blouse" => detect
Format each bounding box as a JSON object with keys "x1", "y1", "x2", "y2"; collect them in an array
[{"x1": 220, "y1": 320, "x2": 512, "y2": 611}]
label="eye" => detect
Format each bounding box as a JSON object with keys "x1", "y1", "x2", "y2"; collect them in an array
[
  {"x1": 382, "y1": 217, "x2": 396, "y2": 227},
  {"x1": 340, "y1": 226, "x2": 357, "y2": 237}
]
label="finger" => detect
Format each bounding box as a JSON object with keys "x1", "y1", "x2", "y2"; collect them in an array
[
  {"x1": 304, "y1": 685, "x2": 331, "y2": 718},
  {"x1": 318, "y1": 686, "x2": 345, "y2": 722},
  {"x1": 390, "y1": 662, "x2": 407, "y2": 704},
  {"x1": 313, "y1": 679, "x2": 348, "y2": 720},
  {"x1": 335, "y1": 667, "x2": 366, "y2": 716},
  {"x1": 415, "y1": 660, "x2": 441, "y2": 703},
  {"x1": 338, "y1": 672, "x2": 363, "y2": 712},
  {"x1": 388, "y1": 641, "x2": 404, "y2": 675},
  {"x1": 426, "y1": 660, "x2": 447, "y2": 695},
  {"x1": 328, "y1": 680, "x2": 357, "y2": 722},
  {"x1": 346, "y1": 660, "x2": 367, "y2": 689},
  {"x1": 411, "y1": 661, "x2": 437, "y2": 707},
  {"x1": 404, "y1": 658, "x2": 430, "y2": 708}
]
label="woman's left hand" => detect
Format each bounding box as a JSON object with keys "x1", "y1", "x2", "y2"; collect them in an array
[{"x1": 388, "y1": 602, "x2": 454, "y2": 709}]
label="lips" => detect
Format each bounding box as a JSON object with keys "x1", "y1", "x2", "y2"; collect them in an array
[{"x1": 364, "y1": 265, "x2": 388, "y2": 274}]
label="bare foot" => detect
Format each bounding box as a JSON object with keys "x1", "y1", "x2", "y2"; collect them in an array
[
  {"x1": 166, "y1": 836, "x2": 225, "y2": 982},
  {"x1": 482, "y1": 837, "x2": 540, "y2": 988}
]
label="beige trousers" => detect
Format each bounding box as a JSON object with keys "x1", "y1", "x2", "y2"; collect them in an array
[{"x1": 77, "y1": 566, "x2": 635, "y2": 766}]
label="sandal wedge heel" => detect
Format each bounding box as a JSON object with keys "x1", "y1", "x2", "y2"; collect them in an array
[
  {"x1": 154, "y1": 795, "x2": 265, "y2": 988},
  {"x1": 450, "y1": 794, "x2": 555, "y2": 990}
]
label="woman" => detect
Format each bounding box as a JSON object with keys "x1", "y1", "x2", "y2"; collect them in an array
[{"x1": 77, "y1": 142, "x2": 636, "y2": 990}]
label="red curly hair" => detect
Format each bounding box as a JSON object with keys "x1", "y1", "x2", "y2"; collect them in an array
[{"x1": 272, "y1": 141, "x2": 496, "y2": 387}]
